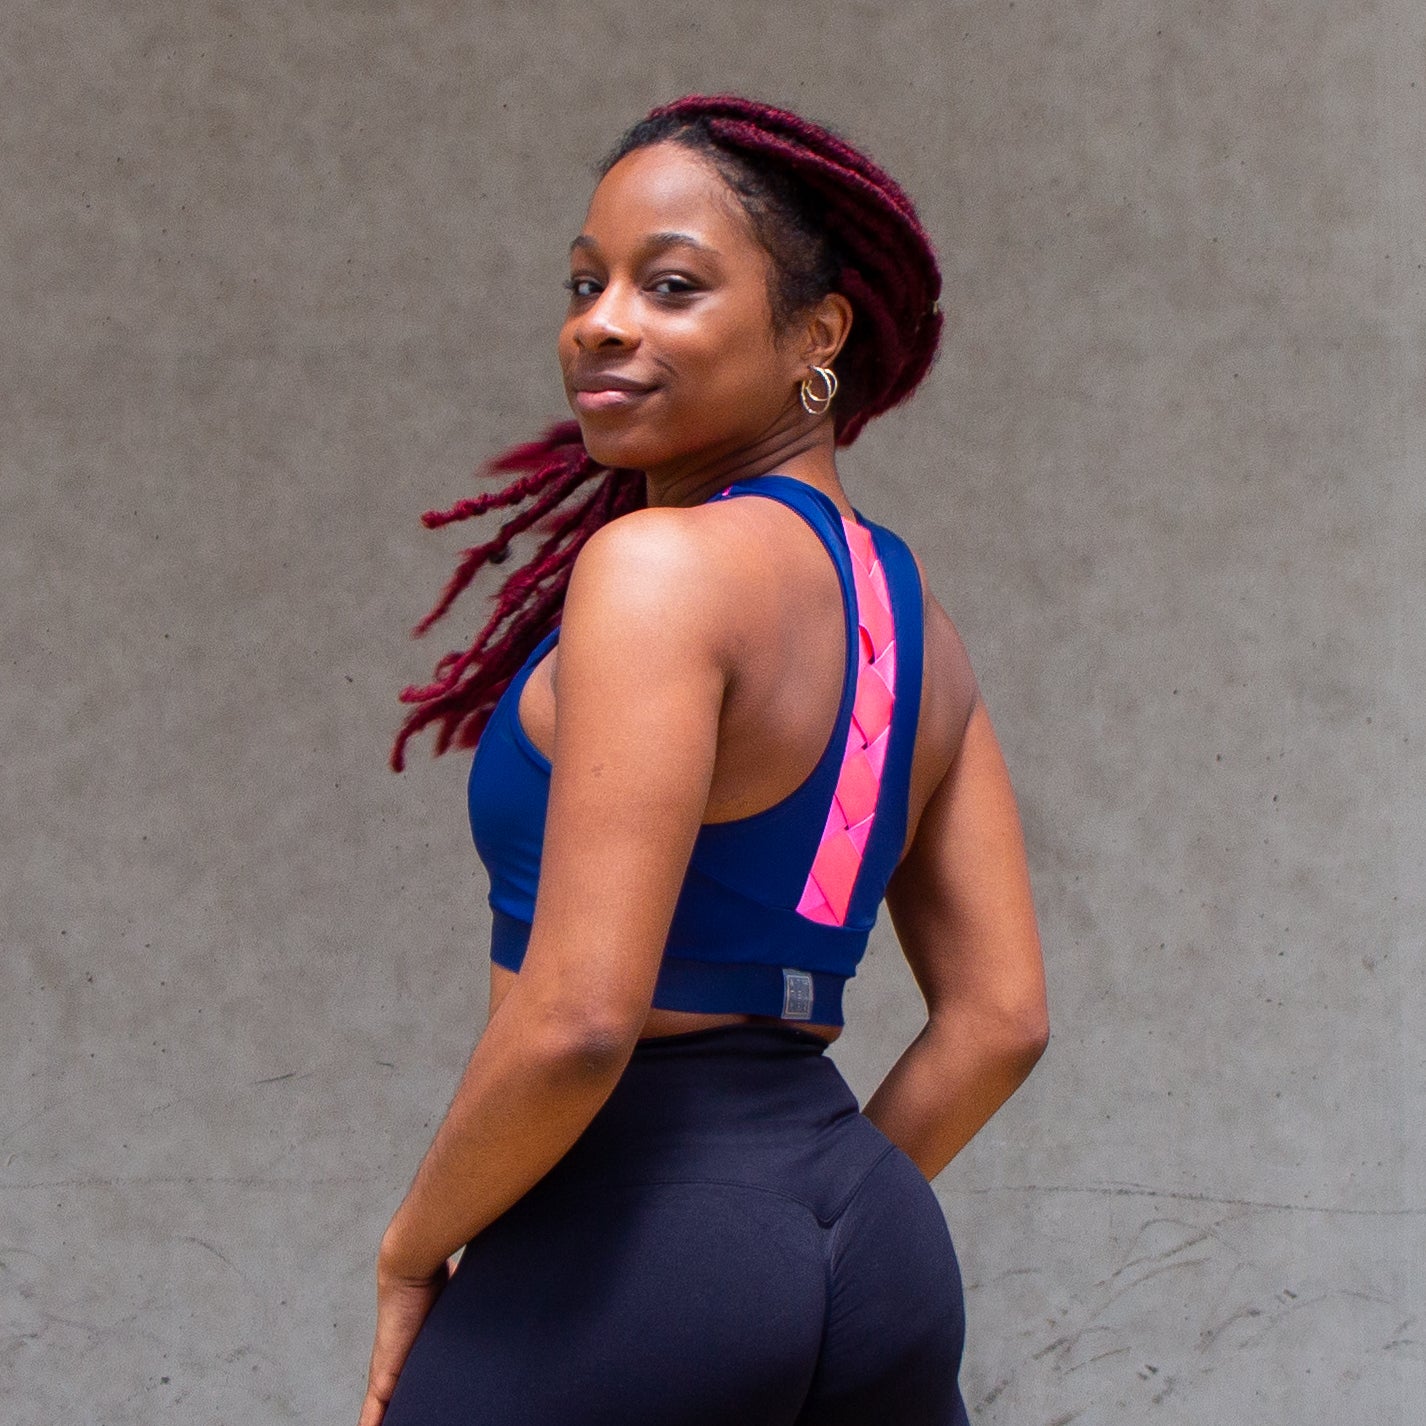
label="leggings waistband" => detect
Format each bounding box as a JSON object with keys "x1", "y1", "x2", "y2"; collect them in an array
[
  {"x1": 523, "y1": 1022, "x2": 891, "y2": 1226},
  {"x1": 611, "y1": 1022, "x2": 848, "y2": 1122},
  {"x1": 627, "y1": 1022, "x2": 834, "y2": 1057}
]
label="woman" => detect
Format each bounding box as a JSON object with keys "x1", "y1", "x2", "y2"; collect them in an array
[{"x1": 364, "y1": 95, "x2": 1048, "y2": 1426}]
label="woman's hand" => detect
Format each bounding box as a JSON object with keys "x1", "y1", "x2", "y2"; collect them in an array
[{"x1": 357, "y1": 1255, "x2": 453, "y2": 1426}]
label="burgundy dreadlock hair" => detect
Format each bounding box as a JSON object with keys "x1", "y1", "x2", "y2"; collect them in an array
[{"x1": 390, "y1": 94, "x2": 944, "y2": 771}]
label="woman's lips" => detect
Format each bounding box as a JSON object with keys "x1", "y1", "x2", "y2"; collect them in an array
[{"x1": 573, "y1": 386, "x2": 654, "y2": 412}]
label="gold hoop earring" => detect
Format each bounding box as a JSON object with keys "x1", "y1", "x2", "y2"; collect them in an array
[{"x1": 799, "y1": 365, "x2": 839, "y2": 417}]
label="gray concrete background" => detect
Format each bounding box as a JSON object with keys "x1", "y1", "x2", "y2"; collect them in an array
[{"x1": 4, "y1": 2, "x2": 1422, "y2": 1422}]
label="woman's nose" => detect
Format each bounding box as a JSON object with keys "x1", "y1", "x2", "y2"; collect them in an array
[{"x1": 573, "y1": 281, "x2": 638, "y2": 351}]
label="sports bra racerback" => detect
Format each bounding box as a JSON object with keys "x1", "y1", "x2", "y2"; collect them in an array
[{"x1": 466, "y1": 472, "x2": 924, "y2": 1027}]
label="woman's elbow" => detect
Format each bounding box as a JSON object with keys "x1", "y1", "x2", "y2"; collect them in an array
[
  {"x1": 1000, "y1": 979, "x2": 1050, "y2": 1070},
  {"x1": 1011, "y1": 1002, "x2": 1050, "y2": 1074},
  {"x1": 537, "y1": 1006, "x2": 642, "y2": 1077},
  {"x1": 933, "y1": 989, "x2": 1049, "y2": 1075},
  {"x1": 502, "y1": 982, "x2": 641, "y2": 1078}
]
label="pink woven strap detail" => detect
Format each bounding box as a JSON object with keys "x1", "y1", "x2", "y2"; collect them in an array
[{"x1": 796, "y1": 518, "x2": 897, "y2": 925}]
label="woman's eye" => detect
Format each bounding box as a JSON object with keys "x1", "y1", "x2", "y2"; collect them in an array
[{"x1": 563, "y1": 274, "x2": 698, "y2": 300}]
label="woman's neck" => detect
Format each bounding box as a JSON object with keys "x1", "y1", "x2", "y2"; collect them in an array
[{"x1": 642, "y1": 423, "x2": 846, "y2": 514}]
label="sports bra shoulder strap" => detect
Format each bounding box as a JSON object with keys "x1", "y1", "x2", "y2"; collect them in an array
[
  {"x1": 709, "y1": 470, "x2": 861, "y2": 770},
  {"x1": 708, "y1": 471, "x2": 846, "y2": 547}
]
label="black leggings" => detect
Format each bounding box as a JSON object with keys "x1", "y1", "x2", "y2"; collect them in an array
[{"x1": 382, "y1": 1024, "x2": 969, "y2": 1426}]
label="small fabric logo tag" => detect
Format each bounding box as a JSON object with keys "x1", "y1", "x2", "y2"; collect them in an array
[{"x1": 781, "y1": 969, "x2": 814, "y2": 1020}]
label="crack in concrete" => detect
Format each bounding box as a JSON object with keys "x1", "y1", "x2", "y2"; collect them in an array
[
  {"x1": 2, "y1": 1173, "x2": 381, "y2": 1190},
  {"x1": 965, "y1": 1182, "x2": 1425, "y2": 1216}
]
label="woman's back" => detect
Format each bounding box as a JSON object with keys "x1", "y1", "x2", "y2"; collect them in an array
[{"x1": 476, "y1": 472, "x2": 979, "y2": 1043}]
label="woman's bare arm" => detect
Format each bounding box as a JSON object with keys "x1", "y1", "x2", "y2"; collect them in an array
[
  {"x1": 866, "y1": 692, "x2": 1049, "y2": 1180},
  {"x1": 377, "y1": 507, "x2": 734, "y2": 1282}
]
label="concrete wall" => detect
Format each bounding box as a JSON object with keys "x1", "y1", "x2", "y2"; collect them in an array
[{"x1": 5, "y1": 2, "x2": 1421, "y2": 1421}]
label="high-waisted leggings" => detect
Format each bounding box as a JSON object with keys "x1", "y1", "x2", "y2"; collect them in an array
[{"x1": 382, "y1": 1023, "x2": 970, "y2": 1426}]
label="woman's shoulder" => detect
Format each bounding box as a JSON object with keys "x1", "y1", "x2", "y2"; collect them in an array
[
  {"x1": 891, "y1": 540, "x2": 975, "y2": 672},
  {"x1": 884, "y1": 537, "x2": 981, "y2": 767},
  {"x1": 574, "y1": 497, "x2": 787, "y2": 607},
  {"x1": 561, "y1": 503, "x2": 755, "y2": 676},
  {"x1": 572, "y1": 500, "x2": 751, "y2": 599}
]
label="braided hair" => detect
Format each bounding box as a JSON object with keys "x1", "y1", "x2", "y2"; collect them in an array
[{"x1": 390, "y1": 94, "x2": 943, "y2": 771}]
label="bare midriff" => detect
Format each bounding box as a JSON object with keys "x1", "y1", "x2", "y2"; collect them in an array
[{"x1": 487, "y1": 961, "x2": 843, "y2": 1044}]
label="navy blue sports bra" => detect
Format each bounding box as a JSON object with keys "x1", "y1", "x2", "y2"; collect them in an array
[{"x1": 466, "y1": 473, "x2": 924, "y2": 1027}]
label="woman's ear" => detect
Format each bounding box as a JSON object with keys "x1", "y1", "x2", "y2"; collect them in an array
[{"x1": 802, "y1": 292, "x2": 854, "y2": 370}]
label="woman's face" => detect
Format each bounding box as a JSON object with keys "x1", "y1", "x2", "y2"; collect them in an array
[{"x1": 558, "y1": 141, "x2": 810, "y2": 481}]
